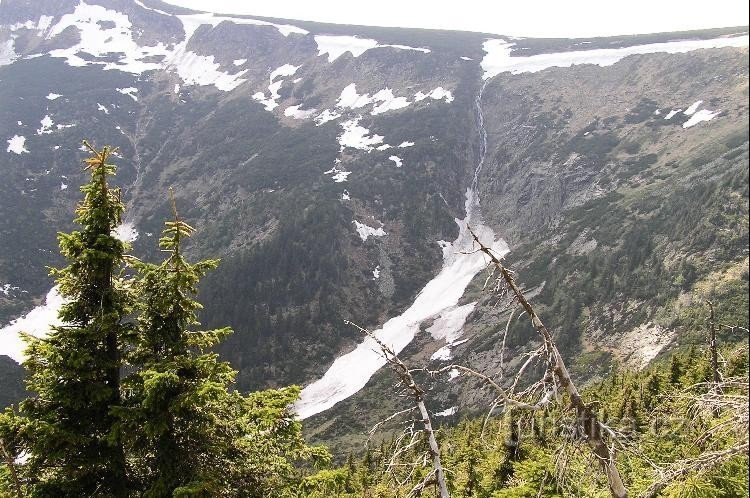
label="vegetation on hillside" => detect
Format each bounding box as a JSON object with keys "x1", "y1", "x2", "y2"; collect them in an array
[{"x1": 0, "y1": 143, "x2": 747, "y2": 497}]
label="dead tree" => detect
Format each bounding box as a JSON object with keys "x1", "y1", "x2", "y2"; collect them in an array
[
  {"x1": 346, "y1": 321, "x2": 450, "y2": 498},
  {"x1": 706, "y1": 301, "x2": 720, "y2": 385},
  {"x1": 467, "y1": 228, "x2": 629, "y2": 498}
]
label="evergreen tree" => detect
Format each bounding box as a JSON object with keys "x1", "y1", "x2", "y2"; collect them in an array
[
  {"x1": 121, "y1": 195, "x2": 328, "y2": 496},
  {"x1": 20, "y1": 142, "x2": 130, "y2": 496}
]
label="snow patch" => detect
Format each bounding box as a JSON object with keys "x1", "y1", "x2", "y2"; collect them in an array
[
  {"x1": 338, "y1": 118, "x2": 384, "y2": 151},
  {"x1": 284, "y1": 105, "x2": 317, "y2": 119},
  {"x1": 314, "y1": 35, "x2": 429, "y2": 62},
  {"x1": 46, "y1": 93, "x2": 63, "y2": 100},
  {"x1": 296, "y1": 191, "x2": 509, "y2": 418},
  {"x1": 314, "y1": 109, "x2": 342, "y2": 125},
  {"x1": 116, "y1": 87, "x2": 139, "y2": 101},
  {"x1": 233, "y1": 58, "x2": 247, "y2": 66},
  {"x1": 414, "y1": 87, "x2": 454, "y2": 103},
  {"x1": 96, "y1": 103, "x2": 109, "y2": 114},
  {"x1": 7, "y1": 135, "x2": 29, "y2": 154},
  {"x1": 388, "y1": 155, "x2": 403, "y2": 167},
  {"x1": 664, "y1": 109, "x2": 681, "y2": 120},
  {"x1": 683, "y1": 108, "x2": 720, "y2": 128},
  {"x1": 112, "y1": 222, "x2": 138, "y2": 243},
  {"x1": 0, "y1": 287, "x2": 65, "y2": 363},
  {"x1": 373, "y1": 266, "x2": 380, "y2": 279},
  {"x1": 481, "y1": 35, "x2": 750, "y2": 79},
  {"x1": 398, "y1": 141, "x2": 415, "y2": 148},
  {"x1": 683, "y1": 100, "x2": 703, "y2": 115},
  {"x1": 37, "y1": 115, "x2": 54, "y2": 135},
  {"x1": 434, "y1": 406, "x2": 458, "y2": 417},
  {"x1": 352, "y1": 220, "x2": 386, "y2": 241}
]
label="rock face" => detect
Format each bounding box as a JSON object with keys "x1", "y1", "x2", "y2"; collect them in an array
[{"x1": 0, "y1": 0, "x2": 748, "y2": 445}]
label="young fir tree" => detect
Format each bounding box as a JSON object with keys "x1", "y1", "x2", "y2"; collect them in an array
[
  {"x1": 122, "y1": 194, "x2": 328, "y2": 496},
  {"x1": 20, "y1": 142, "x2": 130, "y2": 496}
]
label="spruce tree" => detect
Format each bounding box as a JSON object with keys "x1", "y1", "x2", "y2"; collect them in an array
[
  {"x1": 20, "y1": 142, "x2": 130, "y2": 496},
  {"x1": 122, "y1": 195, "x2": 328, "y2": 496}
]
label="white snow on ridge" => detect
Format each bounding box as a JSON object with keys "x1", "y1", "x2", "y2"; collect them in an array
[
  {"x1": 314, "y1": 35, "x2": 430, "y2": 62},
  {"x1": 7, "y1": 135, "x2": 29, "y2": 154},
  {"x1": 481, "y1": 35, "x2": 750, "y2": 79},
  {"x1": 0, "y1": 287, "x2": 65, "y2": 363},
  {"x1": 352, "y1": 220, "x2": 386, "y2": 241}
]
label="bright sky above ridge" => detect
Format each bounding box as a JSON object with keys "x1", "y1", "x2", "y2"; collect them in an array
[{"x1": 161, "y1": 0, "x2": 749, "y2": 38}]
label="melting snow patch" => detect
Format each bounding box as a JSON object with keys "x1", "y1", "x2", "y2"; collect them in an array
[
  {"x1": 664, "y1": 109, "x2": 681, "y2": 120},
  {"x1": 284, "y1": 105, "x2": 317, "y2": 119},
  {"x1": 270, "y1": 63, "x2": 300, "y2": 81},
  {"x1": 46, "y1": 93, "x2": 63, "y2": 100},
  {"x1": 353, "y1": 220, "x2": 386, "y2": 241},
  {"x1": 342, "y1": 190, "x2": 351, "y2": 201},
  {"x1": 481, "y1": 35, "x2": 750, "y2": 79},
  {"x1": 314, "y1": 35, "x2": 379, "y2": 61},
  {"x1": 376, "y1": 144, "x2": 392, "y2": 151},
  {"x1": 60, "y1": 183, "x2": 68, "y2": 190},
  {"x1": 338, "y1": 118, "x2": 384, "y2": 151},
  {"x1": 683, "y1": 100, "x2": 703, "y2": 115},
  {"x1": 371, "y1": 89, "x2": 410, "y2": 115},
  {"x1": 314, "y1": 35, "x2": 429, "y2": 62},
  {"x1": 398, "y1": 141, "x2": 415, "y2": 148},
  {"x1": 427, "y1": 303, "x2": 477, "y2": 343},
  {"x1": 388, "y1": 155, "x2": 403, "y2": 167},
  {"x1": 0, "y1": 287, "x2": 65, "y2": 363},
  {"x1": 116, "y1": 87, "x2": 138, "y2": 101},
  {"x1": 233, "y1": 58, "x2": 247, "y2": 66},
  {"x1": 683, "y1": 109, "x2": 720, "y2": 128},
  {"x1": 112, "y1": 222, "x2": 138, "y2": 243},
  {"x1": 373, "y1": 266, "x2": 380, "y2": 279},
  {"x1": 7, "y1": 135, "x2": 29, "y2": 154},
  {"x1": 414, "y1": 87, "x2": 454, "y2": 103},
  {"x1": 37, "y1": 115, "x2": 54, "y2": 135},
  {"x1": 434, "y1": 406, "x2": 458, "y2": 417},
  {"x1": 315, "y1": 109, "x2": 342, "y2": 125},
  {"x1": 448, "y1": 368, "x2": 460, "y2": 380},
  {"x1": 324, "y1": 166, "x2": 351, "y2": 183},
  {"x1": 96, "y1": 103, "x2": 109, "y2": 114}
]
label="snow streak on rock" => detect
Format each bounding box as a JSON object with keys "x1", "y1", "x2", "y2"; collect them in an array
[{"x1": 481, "y1": 35, "x2": 749, "y2": 79}]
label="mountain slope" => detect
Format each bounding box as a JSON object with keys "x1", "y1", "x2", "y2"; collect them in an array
[{"x1": 0, "y1": 1, "x2": 747, "y2": 448}]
